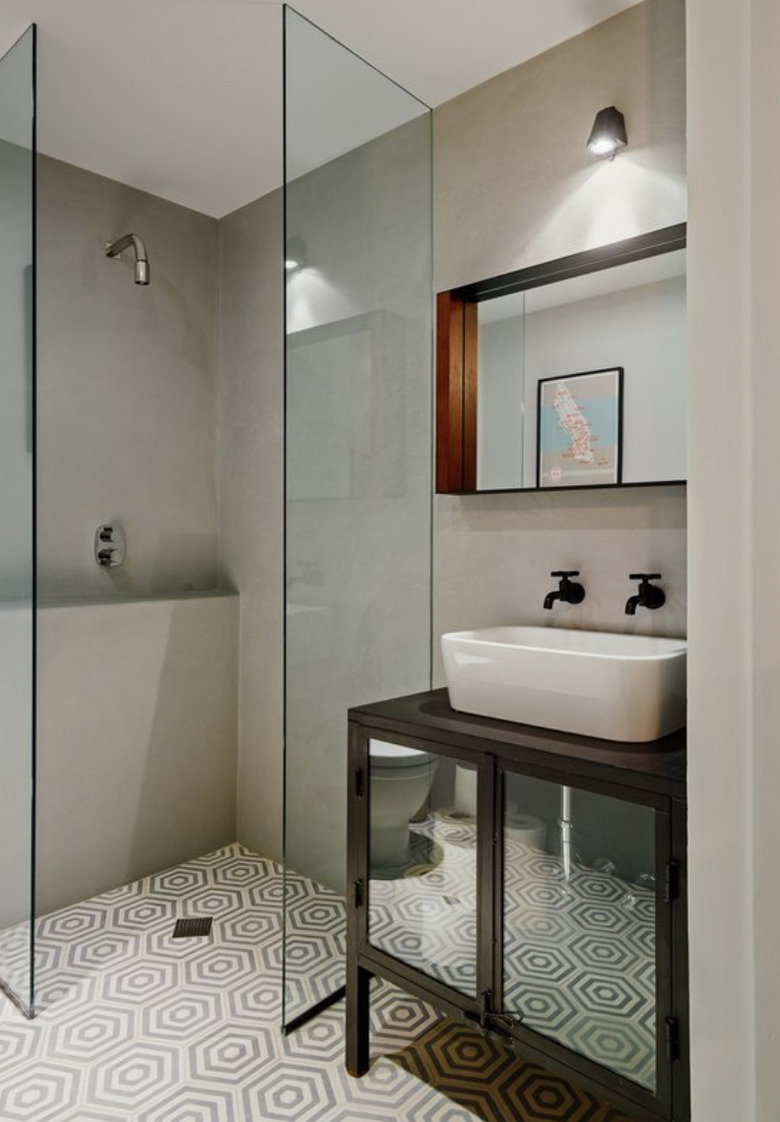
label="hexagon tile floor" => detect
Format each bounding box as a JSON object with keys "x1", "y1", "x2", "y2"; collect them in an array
[{"x1": 0, "y1": 844, "x2": 635, "y2": 1121}]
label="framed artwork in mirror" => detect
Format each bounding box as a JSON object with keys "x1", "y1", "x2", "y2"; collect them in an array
[{"x1": 536, "y1": 367, "x2": 623, "y2": 488}]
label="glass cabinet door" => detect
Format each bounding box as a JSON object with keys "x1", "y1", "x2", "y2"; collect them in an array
[
  {"x1": 501, "y1": 771, "x2": 664, "y2": 1093},
  {"x1": 367, "y1": 738, "x2": 479, "y2": 997}
]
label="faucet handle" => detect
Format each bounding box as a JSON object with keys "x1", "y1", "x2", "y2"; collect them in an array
[
  {"x1": 625, "y1": 573, "x2": 665, "y2": 615},
  {"x1": 551, "y1": 570, "x2": 580, "y2": 578}
]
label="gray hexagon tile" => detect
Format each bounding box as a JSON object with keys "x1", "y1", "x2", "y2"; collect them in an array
[
  {"x1": 281, "y1": 1008, "x2": 345, "y2": 1064},
  {"x1": 227, "y1": 974, "x2": 282, "y2": 1023},
  {"x1": 147, "y1": 866, "x2": 211, "y2": 898},
  {"x1": 141, "y1": 988, "x2": 224, "y2": 1041},
  {"x1": 181, "y1": 885, "x2": 246, "y2": 921},
  {"x1": 37, "y1": 904, "x2": 108, "y2": 943},
  {"x1": 47, "y1": 1004, "x2": 135, "y2": 1064},
  {"x1": 111, "y1": 897, "x2": 176, "y2": 933},
  {"x1": 189, "y1": 1022, "x2": 274, "y2": 1085},
  {"x1": 183, "y1": 946, "x2": 256, "y2": 989},
  {"x1": 103, "y1": 960, "x2": 180, "y2": 1005},
  {"x1": 0, "y1": 1059, "x2": 81, "y2": 1122},
  {"x1": 220, "y1": 908, "x2": 279, "y2": 947},
  {"x1": 0, "y1": 1023, "x2": 40, "y2": 1074},
  {"x1": 86, "y1": 1041, "x2": 181, "y2": 1112},
  {"x1": 0, "y1": 843, "x2": 638, "y2": 1121},
  {"x1": 138, "y1": 1085, "x2": 240, "y2": 1122},
  {"x1": 33, "y1": 969, "x2": 98, "y2": 1018},
  {"x1": 241, "y1": 1061, "x2": 337, "y2": 1121}
]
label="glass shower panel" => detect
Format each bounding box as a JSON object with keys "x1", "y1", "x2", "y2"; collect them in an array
[
  {"x1": 0, "y1": 25, "x2": 36, "y2": 1016},
  {"x1": 283, "y1": 8, "x2": 432, "y2": 1028}
]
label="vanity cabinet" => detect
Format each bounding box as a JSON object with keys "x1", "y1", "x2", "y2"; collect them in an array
[{"x1": 346, "y1": 689, "x2": 688, "y2": 1122}]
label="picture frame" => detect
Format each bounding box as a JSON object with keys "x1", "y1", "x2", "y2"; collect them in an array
[{"x1": 536, "y1": 366, "x2": 623, "y2": 488}]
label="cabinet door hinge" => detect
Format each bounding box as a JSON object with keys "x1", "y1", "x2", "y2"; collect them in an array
[
  {"x1": 353, "y1": 879, "x2": 364, "y2": 908},
  {"x1": 354, "y1": 769, "x2": 364, "y2": 798},
  {"x1": 464, "y1": 988, "x2": 523, "y2": 1034},
  {"x1": 664, "y1": 860, "x2": 680, "y2": 905},
  {"x1": 665, "y1": 1016, "x2": 680, "y2": 1062}
]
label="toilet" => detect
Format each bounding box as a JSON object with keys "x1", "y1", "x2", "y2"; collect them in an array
[{"x1": 369, "y1": 740, "x2": 438, "y2": 867}]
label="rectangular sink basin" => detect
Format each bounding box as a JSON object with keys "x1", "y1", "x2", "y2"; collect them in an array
[{"x1": 442, "y1": 626, "x2": 686, "y2": 742}]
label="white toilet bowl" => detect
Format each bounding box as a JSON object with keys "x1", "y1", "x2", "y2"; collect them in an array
[{"x1": 370, "y1": 741, "x2": 438, "y2": 867}]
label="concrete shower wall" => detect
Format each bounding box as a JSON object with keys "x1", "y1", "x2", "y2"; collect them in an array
[
  {"x1": 217, "y1": 189, "x2": 284, "y2": 863},
  {"x1": 33, "y1": 160, "x2": 238, "y2": 914},
  {"x1": 35, "y1": 593, "x2": 238, "y2": 915},
  {"x1": 36, "y1": 156, "x2": 220, "y2": 601}
]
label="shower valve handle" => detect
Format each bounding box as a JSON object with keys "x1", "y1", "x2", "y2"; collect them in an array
[{"x1": 94, "y1": 524, "x2": 126, "y2": 569}]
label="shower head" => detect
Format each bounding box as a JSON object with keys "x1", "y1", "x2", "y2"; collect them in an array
[{"x1": 105, "y1": 233, "x2": 150, "y2": 285}]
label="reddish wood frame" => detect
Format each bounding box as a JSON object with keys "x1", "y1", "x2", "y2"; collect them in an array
[{"x1": 436, "y1": 292, "x2": 478, "y2": 493}]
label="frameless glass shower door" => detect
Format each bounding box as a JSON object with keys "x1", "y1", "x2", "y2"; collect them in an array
[
  {"x1": 0, "y1": 24, "x2": 37, "y2": 1016},
  {"x1": 283, "y1": 7, "x2": 432, "y2": 1028}
]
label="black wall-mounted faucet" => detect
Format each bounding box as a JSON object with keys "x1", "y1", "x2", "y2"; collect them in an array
[
  {"x1": 543, "y1": 570, "x2": 586, "y2": 611},
  {"x1": 625, "y1": 573, "x2": 665, "y2": 615}
]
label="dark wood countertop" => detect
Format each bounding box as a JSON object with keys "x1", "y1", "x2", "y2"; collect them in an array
[{"x1": 349, "y1": 688, "x2": 686, "y2": 797}]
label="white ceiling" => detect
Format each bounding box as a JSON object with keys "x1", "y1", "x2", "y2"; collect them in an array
[{"x1": 0, "y1": 0, "x2": 641, "y2": 217}]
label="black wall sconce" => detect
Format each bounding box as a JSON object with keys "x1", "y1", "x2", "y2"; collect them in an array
[{"x1": 587, "y1": 106, "x2": 627, "y2": 160}]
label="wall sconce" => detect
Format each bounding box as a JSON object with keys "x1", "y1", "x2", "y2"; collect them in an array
[{"x1": 587, "y1": 106, "x2": 627, "y2": 160}]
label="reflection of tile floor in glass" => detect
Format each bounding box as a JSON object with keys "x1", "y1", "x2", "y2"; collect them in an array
[
  {"x1": 369, "y1": 812, "x2": 656, "y2": 1091},
  {"x1": 0, "y1": 844, "x2": 636, "y2": 1121}
]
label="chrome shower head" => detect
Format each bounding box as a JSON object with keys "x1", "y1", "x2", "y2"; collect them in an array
[{"x1": 105, "y1": 233, "x2": 150, "y2": 285}]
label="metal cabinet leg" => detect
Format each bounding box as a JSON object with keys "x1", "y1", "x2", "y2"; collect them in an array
[{"x1": 346, "y1": 962, "x2": 371, "y2": 1077}]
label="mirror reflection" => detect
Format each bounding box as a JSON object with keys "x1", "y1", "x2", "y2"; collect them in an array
[{"x1": 476, "y1": 248, "x2": 686, "y2": 491}]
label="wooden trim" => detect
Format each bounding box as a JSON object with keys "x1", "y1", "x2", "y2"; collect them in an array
[
  {"x1": 462, "y1": 301, "x2": 478, "y2": 490},
  {"x1": 436, "y1": 292, "x2": 479, "y2": 493},
  {"x1": 436, "y1": 292, "x2": 464, "y2": 491}
]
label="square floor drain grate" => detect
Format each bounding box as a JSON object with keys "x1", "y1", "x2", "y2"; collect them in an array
[{"x1": 172, "y1": 917, "x2": 213, "y2": 939}]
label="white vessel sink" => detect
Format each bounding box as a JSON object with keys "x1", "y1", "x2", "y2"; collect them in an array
[{"x1": 442, "y1": 627, "x2": 686, "y2": 743}]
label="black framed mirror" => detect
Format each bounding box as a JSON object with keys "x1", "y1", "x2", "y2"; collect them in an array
[{"x1": 436, "y1": 224, "x2": 686, "y2": 495}]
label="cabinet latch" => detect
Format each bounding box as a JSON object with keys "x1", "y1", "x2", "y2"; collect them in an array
[
  {"x1": 353, "y1": 879, "x2": 364, "y2": 908},
  {"x1": 664, "y1": 860, "x2": 680, "y2": 905},
  {"x1": 664, "y1": 1016, "x2": 680, "y2": 1062},
  {"x1": 354, "y1": 769, "x2": 364, "y2": 798}
]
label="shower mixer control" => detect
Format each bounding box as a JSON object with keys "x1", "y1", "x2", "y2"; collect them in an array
[{"x1": 94, "y1": 524, "x2": 126, "y2": 568}]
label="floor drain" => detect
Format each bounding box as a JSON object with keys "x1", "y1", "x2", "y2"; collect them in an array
[{"x1": 172, "y1": 917, "x2": 213, "y2": 939}]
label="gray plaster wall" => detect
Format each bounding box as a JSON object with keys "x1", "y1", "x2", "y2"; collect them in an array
[
  {"x1": 432, "y1": 0, "x2": 687, "y2": 685},
  {"x1": 434, "y1": 0, "x2": 686, "y2": 292},
  {"x1": 217, "y1": 189, "x2": 284, "y2": 862},
  {"x1": 35, "y1": 593, "x2": 238, "y2": 915},
  {"x1": 32, "y1": 160, "x2": 238, "y2": 916},
  {"x1": 36, "y1": 156, "x2": 220, "y2": 601}
]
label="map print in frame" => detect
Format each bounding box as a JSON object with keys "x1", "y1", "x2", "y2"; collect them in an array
[{"x1": 537, "y1": 367, "x2": 623, "y2": 488}]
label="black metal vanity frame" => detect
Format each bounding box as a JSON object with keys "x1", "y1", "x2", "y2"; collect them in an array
[{"x1": 346, "y1": 689, "x2": 689, "y2": 1122}]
